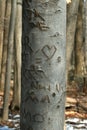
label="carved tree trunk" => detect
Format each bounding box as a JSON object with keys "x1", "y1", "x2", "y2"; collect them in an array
[
  {"x1": 0, "y1": 0, "x2": 11, "y2": 91},
  {"x1": 3, "y1": 0, "x2": 17, "y2": 120},
  {"x1": 21, "y1": 0, "x2": 66, "y2": 130}
]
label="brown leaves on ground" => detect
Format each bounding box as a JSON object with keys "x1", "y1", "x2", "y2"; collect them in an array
[{"x1": 65, "y1": 87, "x2": 87, "y2": 119}]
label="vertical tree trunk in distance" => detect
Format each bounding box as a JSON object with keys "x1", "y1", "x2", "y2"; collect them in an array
[
  {"x1": 13, "y1": 0, "x2": 22, "y2": 108},
  {"x1": 0, "y1": 0, "x2": 6, "y2": 81},
  {"x1": 66, "y1": 0, "x2": 79, "y2": 77},
  {"x1": 0, "y1": 0, "x2": 11, "y2": 91},
  {"x1": 3, "y1": 0, "x2": 17, "y2": 120},
  {"x1": 75, "y1": 0, "x2": 84, "y2": 91},
  {"x1": 21, "y1": 0, "x2": 66, "y2": 130},
  {"x1": 75, "y1": 0, "x2": 84, "y2": 76},
  {"x1": 84, "y1": 0, "x2": 87, "y2": 90}
]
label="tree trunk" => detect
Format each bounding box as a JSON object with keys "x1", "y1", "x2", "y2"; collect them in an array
[
  {"x1": 75, "y1": 0, "x2": 84, "y2": 75},
  {"x1": 3, "y1": 0, "x2": 17, "y2": 120},
  {"x1": 13, "y1": 0, "x2": 22, "y2": 108},
  {"x1": 0, "y1": 0, "x2": 11, "y2": 91},
  {"x1": 75, "y1": 0, "x2": 84, "y2": 92},
  {"x1": 0, "y1": 0, "x2": 6, "y2": 79},
  {"x1": 84, "y1": 1, "x2": 87, "y2": 69},
  {"x1": 84, "y1": 0, "x2": 87, "y2": 90},
  {"x1": 67, "y1": 0, "x2": 80, "y2": 75},
  {"x1": 21, "y1": 0, "x2": 66, "y2": 130}
]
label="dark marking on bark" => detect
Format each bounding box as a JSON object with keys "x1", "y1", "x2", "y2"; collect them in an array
[
  {"x1": 42, "y1": 45, "x2": 57, "y2": 60},
  {"x1": 33, "y1": 113, "x2": 44, "y2": 123},
  {"x1": 57, "y1": 56, "x2": 61, "y2": 63},
  {"x1": 41, "y1": 95, "x2": 50, "y2": 103},
  {"x1": 55, "y1": 7, "x2": 62, "y2": 13},
  {"x1": 38, "y1": 84, "x2": 46, "y2": 90},
  {"x1": 35, "y1": 58, "x2": 42, "y2": 64},
  {"x1": 31, "y1": 82, "x2": 46, "y2": 90},
  {"x1": 29, "y1": 64, "x2": 47, "y2": 78},
  {"x1": 41, "y1": 0, "x2": 60, "y2": 7},
  {"x1": 29, "y1": 126, "x2": 33, "y2": 130},
  {"x1": 29, "y1": 21, "x2": 49, "y2": 31},
  {"x1": 26, "y1": 8, "x2": 45, "y2": 21},
  {"x1": 24, "y1": 36, "x2": 33, "y2": 53},
  {"x1": 50, "y1": 32, "x2": 62, "y2": 37},
  {"x1": 22, "y1": 105, "x2": 31, "y2": 121},
  {"x1": 57, "y1": 42, "x2": 59, "y2": 44},
  {"x1": 31, "y1": 81, "x2": 38, "y2": 89},
  {"x1": 24, "y1": 69, "x2": 37, "y2": 81},
  {"x1": 52, "y1": 93, "x2": 56, "y2": 97},
  {"x1": 29, "y1": 91, "x2": 39, "y2": 103},
  {"x1": 35, "y1": 49, "x2": 40, "y2": 54},
  {"x1": 57, "y1": 105, "x2": 60, "y2": 109},
  {"x1": 48, "y1": 118, "x2": 50, "y2": 120}
]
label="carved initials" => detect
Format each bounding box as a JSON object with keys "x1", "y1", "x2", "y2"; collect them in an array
[{"x1": 41, "y1": 95, "x2": 50, "y2": 103}]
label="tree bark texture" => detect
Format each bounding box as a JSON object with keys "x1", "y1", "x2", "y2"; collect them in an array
[
  {"x1": 21, "y1": 0, "x2": 66, "y2": 130},
  {"x1": 3, "y1": 0, "x2": 17, "y2": 120}
]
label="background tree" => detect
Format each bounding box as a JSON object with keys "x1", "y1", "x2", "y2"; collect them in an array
[
  {"x1": 13, "y1": 0, "x2": 22, "y2": 109},
  {"x1": 83, "y1": 0, "x2": 87, "y2": 90},
  {"x1": 67, "y1": 0, "x2": 80, "y2": 82},
  {"x1": 21, "y1": 0, "x2": 66, "y2": 130},
  {"x1": 74, "y1": 0, "x2": 84, "y2": 91},
  {"x1": 0, "y1": 0, "x2": 6, "y2": 84},
  {"x1": 0, "y1": 0, "x2": 11, "y2": 91},
  {"x1": 3, "y1": 0, "x2": 17, "y2": 120}
]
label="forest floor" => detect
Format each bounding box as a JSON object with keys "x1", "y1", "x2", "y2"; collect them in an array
[
  {"x1": 0, "y1": 85, "x2": 87, "y2": 130},
  {"x1": 65, "y1": 84, "x2": 87, "y2": 130}
]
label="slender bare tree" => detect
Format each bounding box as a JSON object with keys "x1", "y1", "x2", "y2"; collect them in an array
[
  {"x1": 67, "y1": 0, "x2": 80, "y2": 74},
  {"x1": 3, "y1": 0, "x2": 17, "y2": 120},
  {"x1": 84, "y1": 0, "x2": 87, "y2": 90},
  {"x1": 74, "y1": 0, "x2": 85, "y2": 92},
  {"x1": 0, "y1": 0, "x2": 6, "y2": 80},
  {"x1": 0, "y1": 0, "x2": 11, "y2": 91},
  {"x1": 13, "y1": 0, "x2": 22, "y2": 108}
]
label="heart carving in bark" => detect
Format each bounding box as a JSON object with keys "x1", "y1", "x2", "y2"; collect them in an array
[{"x1": 42, "y1": 45, "x2": 57, "y2": 60}]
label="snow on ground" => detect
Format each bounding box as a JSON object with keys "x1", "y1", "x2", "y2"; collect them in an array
[
  {"x1": 66, "y1": 118, "x2": 87, "y2": 130},
  {"x1": 0, "y1": 115, "x2": 87, "y2": 130}
]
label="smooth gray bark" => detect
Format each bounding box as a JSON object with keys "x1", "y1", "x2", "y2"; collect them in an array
[{"x1": 21, "y1": 0, "x2": 66, "y2": 130}]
